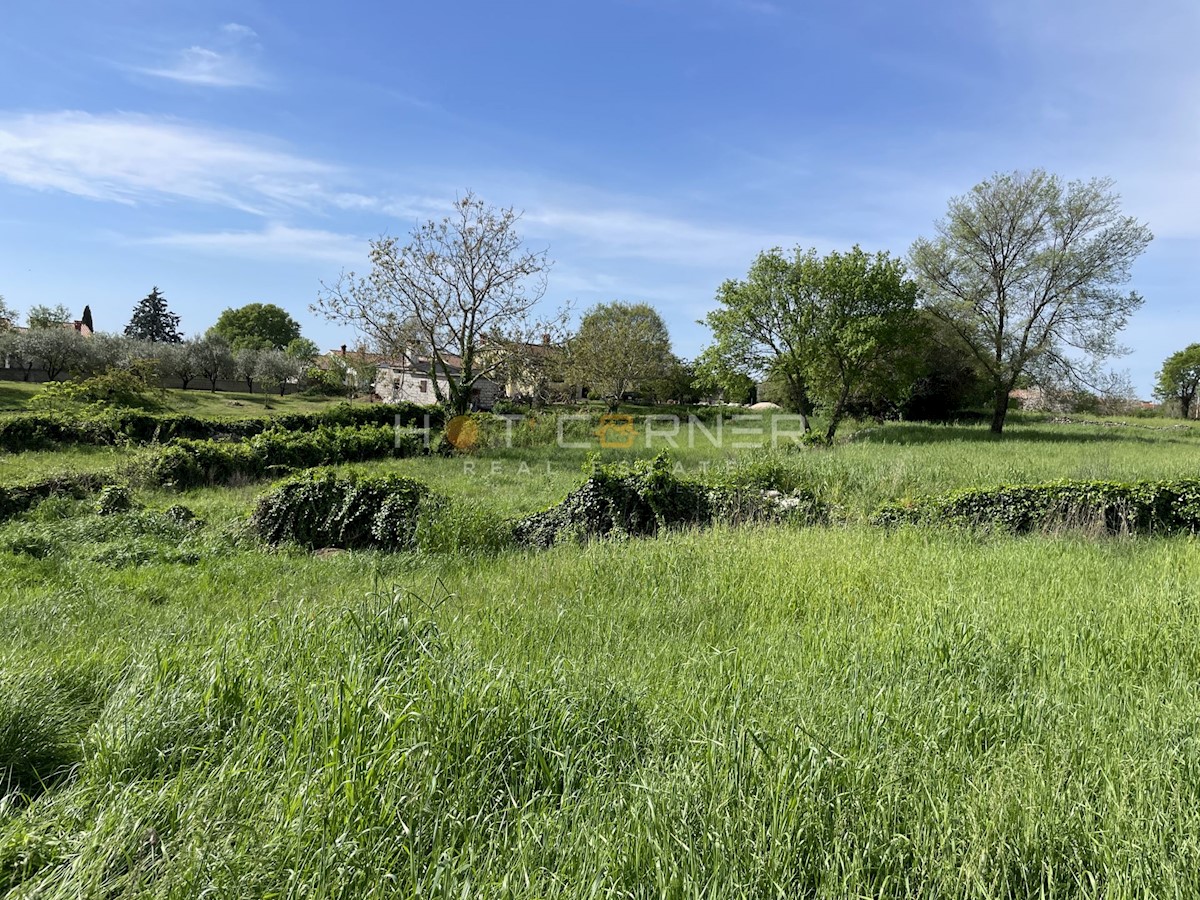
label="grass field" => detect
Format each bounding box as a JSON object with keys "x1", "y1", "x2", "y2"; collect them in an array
[
  {"x1": 0, "y1": 380, "x2": 364, "y2": 417},
  {"x1": 3, "y1": 404, "x2": 1200, "y2": 897}
]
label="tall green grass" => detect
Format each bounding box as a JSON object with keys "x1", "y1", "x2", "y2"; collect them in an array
[{"x1": 4, "y1": 513, "x2": 1200, "y2": 896}]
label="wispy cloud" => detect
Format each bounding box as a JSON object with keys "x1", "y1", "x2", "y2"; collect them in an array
[
  {"x1": 135, "y1": 22, "x2": 266, "y2": 88},
  {"x1": 144, "y1": 223, "x2": 365, "y2": 264},
  {"x1": 0, "y1": 111, "x2": 344, "y2": 213},
  {"x1": 522, "y1": 202, "x2": 824, "y2": 268}
]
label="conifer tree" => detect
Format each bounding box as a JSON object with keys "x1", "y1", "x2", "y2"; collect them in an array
[{"x1": 124, "y1": 287, "x2": 182, "y2": 343}]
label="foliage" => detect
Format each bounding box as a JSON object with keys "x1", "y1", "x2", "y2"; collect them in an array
[
  {"x1": 703, "y1": 246, "x2": 918, "y2": 440},
  {"x1": 315, "y1": 191, "x2": 562, "y2": 415},
  {"x1": 873, "y1": 478, "x2": 1200, "y2": 535},
  {"x1": 285, "y1": 337, "x2": 321, "y2": 362},
  {"x1": 26, "y1": 303, "x2": 72, "y2": 330},
  {"x1": 80, "y1": 304, "x2": 94, "y2": 333},
  {"x1": 14, "y1": 327, "x2": 88, "y2": 380},
  {"x1": 155, "y1": 340, "x2": 200, "y2": 389},
  {"x1": 1153, "y1": 343, "x2": 1200, "y2": 419},
  {"x1": 250, "y1": 468, "x2": 433, "y2": 550},
  {"x1": 124, "y1": 287, "x2": 182, "y2": 343},
  {"x1": 211, "y1": 303, "x2": 302, "y2": 351},
  {"x1": 129, "y1": 425, "x2": 425, "y2": 489},
  {"x1": 192, "y1": 333, "x2": 234, "y2": 390},
  {"x1": 566, "y1": 302, "x2": 673, "y2": 405},
  {"x1": 26, "y1": 366, "x2": 164, "y2": 413},
  {"x1": 0, "y1": 401, "x2": 440, "y2": 452},
  {"x1": 893, "y1": 310, "x2": 992, "y2": 421},
  {"x1": 644, "y1": 355, "x2": 703, "y2": 405},
  {"x1": 95, "y1": 484, "x2": 135, "y2": 516},
  {"x1": 513, "y1": 453, "x2": 820, "y2": 547},
  {"x1": 701, "y1": 249, "x2": 813, "y2": 420},
  {"x1": 0, "y1": 473, "x2": 108, "y2": 523},
  {"x1": 0, "y1": 294, "x2": 17, "y2": 329},
  {"x1": 253, "y1": 349, "x2": 302, "y2": 398},
  {"x1": 911, "y1": 169, "x2": 1153, "y2": 433}
]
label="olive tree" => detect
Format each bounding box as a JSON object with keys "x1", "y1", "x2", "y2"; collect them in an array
[{"x1": 910, "y1": 170, "x2": 1152, "y2": 434}]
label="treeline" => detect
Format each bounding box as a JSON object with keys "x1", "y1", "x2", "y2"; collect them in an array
[{"x1": 0, "y1": 329, "x2": 352, "y2": 396}]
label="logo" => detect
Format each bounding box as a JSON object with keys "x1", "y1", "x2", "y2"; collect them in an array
[
  {"x1": 594, "y1": 413, "x2": 636, "y2": 448},
  {"x1": 445, "y1": 415, "x2": 480, "y2": 450}
]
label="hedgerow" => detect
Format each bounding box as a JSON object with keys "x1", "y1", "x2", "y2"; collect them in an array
[
  {"x1": 513, "y1": 454, "x2": 823, "y2": 548},
  {"x1": 0, "y1": 474, "x2": 110, "y2": 524},
  {"x1": 0, "y1": 402, "x2": 442, "y2": 452},
  {"x1": 130, "y1": 425, "x2": 425, "y2": 490},
  {"x1": 871, "y1": 478, "x2": 1200, "y2": 535},
  {"x1": 250, "y1": 469, "x2": 434, "y2": 550}
]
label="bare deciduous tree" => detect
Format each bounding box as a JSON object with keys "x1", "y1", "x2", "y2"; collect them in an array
[{"x1": 314, "y1": 192, "x2": 563, "y2": 415}]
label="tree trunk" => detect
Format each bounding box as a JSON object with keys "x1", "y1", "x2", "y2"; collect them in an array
[{"x1": 990, "y1": 386, "x2": 1009, "y2": 434}]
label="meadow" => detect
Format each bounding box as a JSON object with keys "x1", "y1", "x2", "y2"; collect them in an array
[{"x1": 3, "y1": 394, "x2": 1200, "y2": 897}]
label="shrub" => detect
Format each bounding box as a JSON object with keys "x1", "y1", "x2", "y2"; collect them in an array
[
  {"x1": 250, "y1": 469, "x2": 435, "y2": 550},
  {"x1": 26, "y1": 368, "x2": 164, "y2": 414},
  {"x1": 0, "y1": 474, "x2": 109, "y2": 524},
  {"x1": 513, "y1": 454, "x2": 822, "y2": 548},
  {"x1": 95, "y1": 485, "x2": 135, "y2": 516},
  {"x1": 872, "y1": 479, "x2": 1200, "y2": 536}
]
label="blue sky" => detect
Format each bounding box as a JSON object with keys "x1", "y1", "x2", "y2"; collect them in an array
[{"x1": 1, "y1": 0, "x2": 1196, "y2": 395}]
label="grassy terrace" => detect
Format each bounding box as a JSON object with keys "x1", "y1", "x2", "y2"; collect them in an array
[{"x1": 3, "y1": 395, "x2": 1200, "y2": 896}]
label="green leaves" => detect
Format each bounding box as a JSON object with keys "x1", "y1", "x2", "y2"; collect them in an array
[{"x1": 702, "y1": 245, "x2": 918, "y2": 440}]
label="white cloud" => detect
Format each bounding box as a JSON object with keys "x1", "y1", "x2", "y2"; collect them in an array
[
  {"x1": 136, "y1": 22, "x2": 266, "y2": 88},
  {"x1": 221, "y1": 23, "x2": 258, "y2": 39},
  {"x1": 0, "y1": 111, "x2": 343, "y2": 213},
  {"x1": 140, "y1": 47, "x2": 263, "y2": 88},
  {"x1": 522, "y1": 203, "x2": 825, "y2": 268},
  {"x1": 144, "y1": 223, "x2": 365, "y2": 264}
]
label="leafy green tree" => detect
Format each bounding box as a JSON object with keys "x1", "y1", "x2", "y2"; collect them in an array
[
  {"x1": 0, "y1": 295, "x2": 17, "y2": 330},
  {"x1": 702, "y1": 250, "x2": 815, "y2": 425},
  {"x1": 703, "y1": 246, "x2": 918, "y2": 440},
  {"x1": 798, "y1": 247, "x2": 919, "y2": 440},
  {"x1": 910, "y1": 169, "x2": 1152, "y2": 434},
  {"x1": 27, "y1": 303, "x2": 72, "y2": 329},
  {"x1": 693, "y1": 345, "x2": 756, "y2": 405},
  {"x1": 125, "y1": 287, "x2": 183, "y2": 343},
  {"x1": 315, "y1": 192, "x2": 559, "y2": 416},
  {"x1": 211, "y1": 303, "x2": 302, "y2": 351},
  {"x1": 81, "y1": 305, "x2": 94, "y2": 333},
  {"x1": 566, "y1": 302, "x2": 673, "y2": 406},
  {"x1": 645, "y1": 355, "x2": 702, "y2": 405},
  {"x1": 1154, "y1": 344, "x2": 1200, "y2": 419},
  {"x1": 285, "y1": 337, "x2": 321, "y2": 363},
  {"x1": 895, "y1": 310, "x2": 992, "y2": 421}
]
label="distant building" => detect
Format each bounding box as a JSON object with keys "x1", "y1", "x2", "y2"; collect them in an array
[{"x1": 374, "y1": 351, "x2": 500, "y2": 410}]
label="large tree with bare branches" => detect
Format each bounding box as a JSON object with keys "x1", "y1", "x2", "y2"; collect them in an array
[
  {"x1": 910, "y1": 170, "x2": 1152, "y2": 434},
  {"x1": 314, "y1": 192, "x2": 561, "y2": 415}
]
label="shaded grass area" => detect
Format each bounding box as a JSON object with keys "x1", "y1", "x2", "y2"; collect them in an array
[
  {"x1": 0, "y1": 382, "x2": 365, "y2": 419},
  {"x1": 3, "y1": 518, "x2": 1200, "y2": 895}
]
